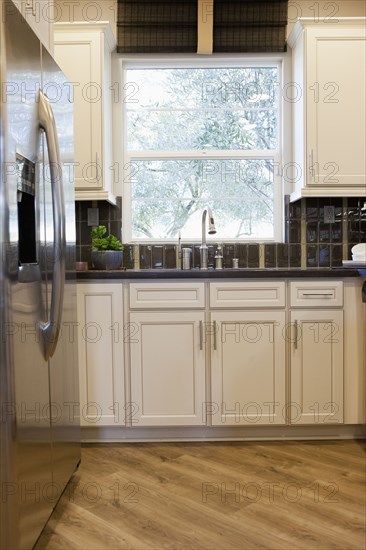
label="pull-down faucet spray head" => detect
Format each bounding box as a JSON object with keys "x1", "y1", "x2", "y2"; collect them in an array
[{"x1": 207, "y1": 208, "x2": 216, "y2": 235}]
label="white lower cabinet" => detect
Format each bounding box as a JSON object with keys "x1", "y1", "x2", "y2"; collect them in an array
[
  {"x1": 210, "y1": 311, "x2": 286, "y2": 426},
  {"x1": 129, "y1": 311, "x2": 206, "y2": 426},
  {"x1": 77, "y1": 283, "x2": 124, "y2": 426},
  {"x1": 76, "y1": 279, "x2": 364, "y2": 436},
  {"x1": 290, "y1": 310, "x2": 344, "y2": 424}
]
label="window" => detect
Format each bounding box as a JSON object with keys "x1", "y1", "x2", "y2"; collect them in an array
[{"x1": 122, "y1": 61, "x2": 283, "y2": 242}]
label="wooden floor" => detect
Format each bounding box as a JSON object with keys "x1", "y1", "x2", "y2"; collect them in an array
[{"x1": 35, "y1": 440, "x2": 366, "y2": 550}]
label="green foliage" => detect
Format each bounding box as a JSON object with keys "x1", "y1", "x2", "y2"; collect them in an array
[
  {"x1": 125, "y1": 66, "x2": 278, "y2": 239},
  {"x1": 91, "y1": 226, "x2": 123, "y2": 251}
]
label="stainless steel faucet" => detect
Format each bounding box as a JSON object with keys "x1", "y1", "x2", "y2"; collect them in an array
[{"x1": 200, "y1": 208, "x2": 216, "y2": 269}]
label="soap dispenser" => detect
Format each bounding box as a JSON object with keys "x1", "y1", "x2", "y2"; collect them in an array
[{"x1": 215, "y1": 245, "x2": 223, "y2": 270}]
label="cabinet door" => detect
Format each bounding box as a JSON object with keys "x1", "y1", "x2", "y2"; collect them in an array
[
  {"x1": 130, "y1": 312, "x2": 206, "y2": 426},
  {"x1": 54, "y1": 32, "x2": 102, "y2": 191},
  {"x1": 290, "y1": 310, "x2": 343, "y2": 424},
  {"x1": 306, "y1": 27, "x2": 366, "y2": 188},
  {"x1": 211, "y1": 311, "x2": 286, "y2": 426},
  {"x1": 77, "y1": 284, "x2": 124, "y2": 426}
]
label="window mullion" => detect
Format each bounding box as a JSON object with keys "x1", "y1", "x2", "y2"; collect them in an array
[{"x1": 128, "y1": 150, "x2": 278, "y2": 160}]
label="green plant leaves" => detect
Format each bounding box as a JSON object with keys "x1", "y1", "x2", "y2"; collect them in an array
[{"x1": 91, "y1": 225, "x2": 123, "y2": 251}]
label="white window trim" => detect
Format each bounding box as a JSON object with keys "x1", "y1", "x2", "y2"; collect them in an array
[{"x1": 119, "y1": 53, "x2": 292, "y2": 244}]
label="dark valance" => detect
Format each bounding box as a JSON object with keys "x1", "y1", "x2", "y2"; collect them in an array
[
  {"x1": 117, "y1": 0, "x2": 289, "y2": 54},
  {"x1": 117, "y1": 0, "x2": 198, "y2": 54},
  {"x1": 214, "y1": 0, "x2": 288, "y2": 52}
]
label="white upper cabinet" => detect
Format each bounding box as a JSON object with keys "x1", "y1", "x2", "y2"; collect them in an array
[
  {"x1": 13, "y1": 0, "x2": 54, "y2": 54},
  {"x1": 288, "y1": 18, "x2": 366, "y2": 199},
  {"x1": 54, "y1": 22, "x2": 116, "y2": 203}
]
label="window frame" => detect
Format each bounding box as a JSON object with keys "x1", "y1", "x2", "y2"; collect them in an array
[{"x1": 120, "y1": 54, "x2": 291, "y2": 244}]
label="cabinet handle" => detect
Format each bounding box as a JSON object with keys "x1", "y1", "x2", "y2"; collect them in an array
[
  {"x1": 95, "y1": 152, "x2": 101, "y2": 181},
  {"x1": 302, "y1": 292, "x2": 333, "y2": 297},
  {"x1": 32, "y1": 0, "x2": 36, "y2": 16},
  {"x1": 199, "y1": 321, "x2": 203, "y2": 351},
  {"x1": 309, "y1": 149, "x2": 314, "y2": 179},
  {"x1": 294, "y1": 320, "x2": 298, "y2": 350},
  {"x1": 213, "y1": 320, "x2": 217, "y2": 351}
]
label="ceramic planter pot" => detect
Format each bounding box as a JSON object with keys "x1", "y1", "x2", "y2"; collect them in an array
[{"x1": 91, "y1": 250, "x2": 123, "y2": 270}]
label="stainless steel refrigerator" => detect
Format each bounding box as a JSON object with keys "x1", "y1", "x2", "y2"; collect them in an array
[{"x1": 0, "y1": 4, "x2": 81, "y2": 549}]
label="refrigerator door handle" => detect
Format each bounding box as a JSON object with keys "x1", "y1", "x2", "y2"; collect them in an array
[{"x1": 38, "y1": 90, "x2": 65, "y2": 360}]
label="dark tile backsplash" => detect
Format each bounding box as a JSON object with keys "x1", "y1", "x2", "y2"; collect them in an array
[
  {"x1": 139, "y1": 245, "x2": 152, "y2": 269},
  {"x1": 122, "y1": 244, "x2": 135, "y2": 270},
  {"x1": 289, "y1": 244, "x2": 301, "y2": 268},
  {"x1": 76, "y1": 196, "x2": 366, "y2": 269},
  {"x1": 164, "y1": 245, "x2": 177, "y2": 269},
  {"x1": 75, "y1": 198, "x2": 122, "y2": 264},
  {"x1": 265, "y1": 244, "x2": 276, "y2": 268}
]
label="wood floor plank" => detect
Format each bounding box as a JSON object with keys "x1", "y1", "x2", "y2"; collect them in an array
[{"x1": 35, "y1": 441, "x2": 366, "y2": 550}]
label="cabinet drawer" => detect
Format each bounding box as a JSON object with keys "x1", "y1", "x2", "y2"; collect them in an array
[
  {"x1": 129, "y1": 282, "x2": 205, "y2": 309},
  {"x1": 290, "y1": 281, "x2": 343, "y2": 307},
  {"x1": 210, "y1": 281, "x2": 285, "y2": 308}
]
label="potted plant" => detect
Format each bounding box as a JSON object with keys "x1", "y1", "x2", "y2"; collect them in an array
[{"x1": 90, "y1": 225, "x2": 124, "y2": 270}]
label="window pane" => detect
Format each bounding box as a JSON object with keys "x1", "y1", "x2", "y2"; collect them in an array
[
  {"x1": 131, "y1": 159, "x2": 274, "y2": 200},
  {"x1": 125, "y1": 66, "x2": 279, "y2": 151},
  {"x1": 127, "y1": 109, "x2": 277, "y2": 150},
  {"x1": 124, "y1": 64, "x2": 281, "y2": 241},
  {"x1": 132, "y1": 199, "x2": 274, "y2": 240},
  {"x1": 126, "y1": 67, "x2": 278, "y2": 109},
  {"x1": 130, "y1": 159, "x2": 274, "y2": 240}
]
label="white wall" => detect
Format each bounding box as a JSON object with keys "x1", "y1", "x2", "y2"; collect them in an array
[
  {"x1": 54, "y1": 0, "x2": 117, "y2": 38},
  {"x1": 287, "y1": 1, "x2": 366, "y2": 35}
]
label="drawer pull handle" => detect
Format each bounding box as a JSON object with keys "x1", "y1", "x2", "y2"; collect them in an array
[
  {"x1": 199, "y1": 321, "x2": 203, "y2": 351},
  {"x1": 294, "y1": 320, "x2": 298, "y2": 350},
  {"x1": 301, "y1": 293, "x2": 333, "y2": 297},
  {"x1": 213, "y1": 320, "x2": 217, "y2": 351}
]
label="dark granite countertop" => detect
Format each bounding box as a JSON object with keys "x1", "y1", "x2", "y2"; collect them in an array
[{"x1": 76, "y1": 268, "x2": 365, "y2": 280}]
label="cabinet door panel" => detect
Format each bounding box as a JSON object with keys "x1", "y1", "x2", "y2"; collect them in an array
[
  {"x1": 54, "y1": 23, "x2": 116, "y2": 202},
  {"x1": 307, "y1": 30, "x2": 366, "y2": 187},
  {"x1": 54, "y1": 34, "x2": 102, "y2": 190},
  {"x1": 211, "y1": 311, "x2": 286, "y2": 426},
  {"x1": 130, "y1": 312, "x2": 206, "y2": 426},
  {"x1": 290, "y1": 310, "x2": 343, "y2": 424},
  {"x1": 130, "y1": 282, "x2": 205, "y2": 309},
  {"x1": 77, "y1": 284, "x2": 124, "y2": 426}
]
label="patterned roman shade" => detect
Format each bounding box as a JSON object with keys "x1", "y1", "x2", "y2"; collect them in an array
[
  {"x1": 117, "y1": 0, "x2": 198, "y2": 54},
  {"x1": 214, "y1": 0, "x2": 288, "y2": 52},
  {"x1": 117, "y1": 0, "x2": 288, "y2": 54}
]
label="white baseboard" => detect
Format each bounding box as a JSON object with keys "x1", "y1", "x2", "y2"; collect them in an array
[{"x1": 81, "y1": 424, "x2": 366, "y2": 443}]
